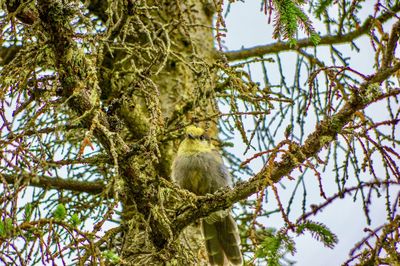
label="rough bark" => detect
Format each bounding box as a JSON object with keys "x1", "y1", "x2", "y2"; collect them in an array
[{"x1": 35, "y1": 0, "x2": 217, "y2": 264}]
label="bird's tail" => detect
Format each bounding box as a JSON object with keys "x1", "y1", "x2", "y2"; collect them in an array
[{"x1": 202, "y1": 213, "x2": 243, "y2": 266}]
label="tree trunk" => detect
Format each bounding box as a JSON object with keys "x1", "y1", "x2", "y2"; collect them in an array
[
  {"x1": 37, "y1": 0, "x2": 218, "y2": 264},
  {"x1": 115, "y1": 2, "x2": 219, "y2": 264}
]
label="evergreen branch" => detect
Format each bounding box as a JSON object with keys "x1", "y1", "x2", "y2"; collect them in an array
[
  {"x1": 295, "y1": 180, "x2": 400, "y2": 223},
  {"x1": 272, "y1": 0, "x2": 317, "y2": 46},
  {"x1": 224, "y1": 3, "x2": 400, "y2": 61},
  {"x1": 2, "y1": 173, "x2": 105, "y2": 195},
  {"x1": 173, "y1": 60, "x2": 400, "y2": 233},
  {"x1": 296, "y1": 220, "x2": 338, "y2": 248}
]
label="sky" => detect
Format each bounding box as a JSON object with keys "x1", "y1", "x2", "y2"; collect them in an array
[{"x1": 222, "y1": 2, "x2": 398, "y2": 265}]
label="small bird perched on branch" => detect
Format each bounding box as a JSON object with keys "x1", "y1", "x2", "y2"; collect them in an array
[{"x1": 172, "y1": 125, "x2": 243, "y2": 266}]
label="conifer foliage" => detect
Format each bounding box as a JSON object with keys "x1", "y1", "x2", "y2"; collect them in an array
[{"x1": 1, "y1": 1, "x2": 399, "y2": 265}]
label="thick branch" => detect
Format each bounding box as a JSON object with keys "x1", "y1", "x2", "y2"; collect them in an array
[
  {"x1": 224, "y1": 3, "x2": 400, "y2": 61},
  {"x1": 37, "y1": 0, "x2": 155, "y2": 233},
  {"x1": 174, "y1": 62, "x2": 400, "y2": 233},
  {"x1": 3, "y1": 173, "x2": 105, "y2": 194}
]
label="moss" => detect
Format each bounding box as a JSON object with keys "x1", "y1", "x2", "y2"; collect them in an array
[
  {"x1": 320, "y1": 135, "x2": 334, "y2": 147},
  {"x1": 364, "y1": 83, "x2": 383, "y2": 103},
  {"x1": 329, "y1": 116, "x2": 344, "y2": 133}
]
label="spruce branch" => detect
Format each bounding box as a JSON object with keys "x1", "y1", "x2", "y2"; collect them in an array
[
  {"x1": 173, "y1": 61, "x2": 400, "y2": 233},
  {"x1": 224, "y1": 2, "x2": 400, "y2": 61}
]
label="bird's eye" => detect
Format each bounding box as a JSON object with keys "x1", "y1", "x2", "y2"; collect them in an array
[{"x1": 199, "y1": 135, "x2": 207, "y2": 141}]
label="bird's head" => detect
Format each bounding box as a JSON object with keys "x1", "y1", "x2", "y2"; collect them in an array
[
  {"x1": 177, "y1": 125, "x2": 212, "y2": 154},
  {"x1": 185, "y1": 125, "x2": 207, "y2": 140}
]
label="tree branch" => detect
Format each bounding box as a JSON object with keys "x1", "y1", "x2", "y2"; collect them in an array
[
  {"x1": 224, "y1": 3, "x2": 400, "y2": 61},
  {"x1": 173, "y1": 61, "x2": 400, "y2": 233},
  {"x1": 2, "y1": 173, "x2": 105, "y2": 194},
  {"x1": 36, "y1": 0, "x2": 157, "y2": 237}
]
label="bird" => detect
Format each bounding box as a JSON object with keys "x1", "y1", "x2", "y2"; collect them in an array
[{"x1": 172, "y1": 125, "x2": 243, "y2": 266}]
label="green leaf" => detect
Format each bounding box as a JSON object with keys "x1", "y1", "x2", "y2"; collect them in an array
[
  {"x1": 310, "y1": 32, "x2": 321, "y2": 45},
  {"x1": 24, "y1": 203, "x2": 33, "y2": 222},
  {"x1": 0, "y1": 220, "x2": 5, "y2": 237},
  {"x1": 70, "y1": 213, "x2": 81, "y2": 227},
  {"x1": 296, "y1": 221, "x2": 338, "y2": 248},
  {"x1": 255, "y1": 228, "x2": 296, "y2": 266},
  {"x1": 0, "y1": 218, "x2": 13, "y2": 238},
  {"x1": 314, "y1": 0, "x2": 334, "y2": 19},
  {"x1": 53, "y1": 204, "x2": 67, "y2": 221},
  {"x1": 288, "y1": 38, "x2": 297, "y2": 47},
  {"x1": 103, "y1": 250, "x2": 120, "y2": 263}
]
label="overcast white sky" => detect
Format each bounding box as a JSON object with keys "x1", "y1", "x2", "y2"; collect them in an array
[{"x1": 222, "y1": 2, "x2": 398, "y2": 265}]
